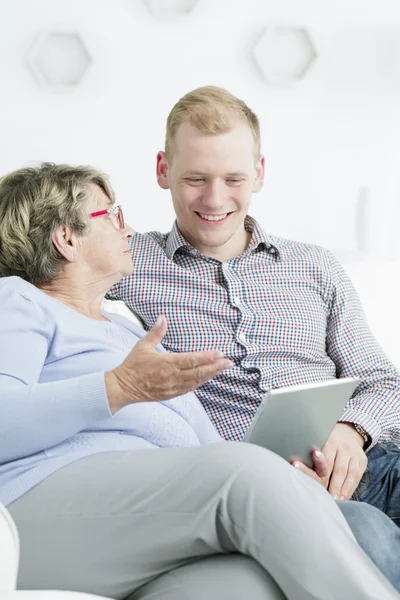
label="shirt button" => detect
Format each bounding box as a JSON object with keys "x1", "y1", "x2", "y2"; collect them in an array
[
  {"x1": 233, "y1": 295, "x2": 241, "y2": 306},
  {"x1": 238, "y1": 332, "x2": 246, "y2": 343}
]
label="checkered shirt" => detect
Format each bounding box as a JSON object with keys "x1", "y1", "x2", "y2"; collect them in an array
[{"x1": 108, "y1": 216, "x2": 400, "y2": 446}]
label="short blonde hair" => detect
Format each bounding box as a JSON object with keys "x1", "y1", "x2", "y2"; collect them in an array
[
  {"x1": 165, "y1": 85, "x2": 261, "y2": 161},
  {"x1": 0, "y1": 162, "x2": 115, "y2": 285}
]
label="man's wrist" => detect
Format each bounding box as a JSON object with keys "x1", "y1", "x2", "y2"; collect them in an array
[{"x1": 349, "y1": 423, "x2": 372, "y2": 450}]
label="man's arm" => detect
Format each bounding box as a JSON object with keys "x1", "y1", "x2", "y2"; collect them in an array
[
  {"x1": 293, "y1": 250, "x2": 400, "y2": 499},
  {"x1": 326, "y1": 250, "x2": 400, "y2": 446}
]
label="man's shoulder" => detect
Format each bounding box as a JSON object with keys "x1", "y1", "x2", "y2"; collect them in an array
[
  {"x1": 130, "y1": 230, "x2": 170, "y2": 253},
  {"x1": 131, "y1": 226, "x2": 341, "y2": 272},
  {"x1": 269, "y1": 233, "x2": 338, "y2": 269},
  {"x1": 129, "y1": 229, "x2": 187, "y2": 266}
]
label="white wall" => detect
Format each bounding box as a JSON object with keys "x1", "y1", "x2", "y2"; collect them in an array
[{"x1": 1, "y1": 0, "x2": 400, "y2": 363}]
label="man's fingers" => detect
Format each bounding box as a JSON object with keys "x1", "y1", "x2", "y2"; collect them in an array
[
  {"x1": 292, "y1": 461, "x2": 323, "y2": 485},
  {"x1": 328, "y1": 454, "x2": 350, "y2": 499},
  {"x1": 311, "y1": 450, "x2": 329, "y2": 480},
  {"x1": 297, "y1": 450, "x2": 329, "y2": 489},
  {"x1": 320, "y1": 441, "x2": 336, "y2": 479},
  {"x1": 337, "y1": 456, "x2": 364, "y2": 500}
]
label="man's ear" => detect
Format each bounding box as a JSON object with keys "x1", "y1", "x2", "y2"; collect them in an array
[
  {"x1": 156, "y1": 151, "x2": 170, "y2": 190},
  {"x1": 52, "y1": 225, "x2": 80, "y2": 262},
  {"x1": 253, "y1": 155, "x2": 265, "y2": 193}
]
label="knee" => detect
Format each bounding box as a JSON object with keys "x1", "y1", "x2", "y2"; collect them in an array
[
  {"x1": 338, "y1": 499, "x2": 382, "y2": 531},
  {"x1": 204, "y1": 442, "x2": 304, "y2": 497},
  {"x1": 338, "y1": 500, "x2": 398, "y2": 552},
  {"x1": 209, "y1": 441, "x2": 291, "y2": 476},
  {"x1": 338, "y1": 500, "x2": 400, "y2": 587}
]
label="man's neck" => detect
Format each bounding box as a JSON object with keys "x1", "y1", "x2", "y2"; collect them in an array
[{"x1": 197, "y1": 230, "x2": 252, "y2": 262}]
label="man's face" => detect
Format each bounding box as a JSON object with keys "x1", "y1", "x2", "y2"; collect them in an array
[{"x1": 157, "y1": 121, "x2": 264, "y2": 260}]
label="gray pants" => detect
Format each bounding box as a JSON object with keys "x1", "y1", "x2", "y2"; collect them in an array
[{"x1": 8, "y1": 443, "x2": 398, "y2": 600}]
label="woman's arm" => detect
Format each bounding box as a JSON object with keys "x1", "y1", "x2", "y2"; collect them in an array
[
  {"x1": 0, "y1": 286, "x2": 111, "y2": 463},
  {"x1": 0, "y1": 285, "x2": 231, "y2": 463}
]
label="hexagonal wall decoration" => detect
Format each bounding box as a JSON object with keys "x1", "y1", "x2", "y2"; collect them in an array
[
  {"x1": 253, "y1": 26, "x2": 317, "y2": 87},
  {"x1": 146, "y1": 0, "x2": 199, "y2": 20},
  {"x1": 27, "y1": 31, "x2": 92, "y2": 91}
]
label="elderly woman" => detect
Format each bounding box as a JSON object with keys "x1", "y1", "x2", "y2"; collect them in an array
[{"x1": 0, "y1": 163, "x2": 397, "y2": 600}]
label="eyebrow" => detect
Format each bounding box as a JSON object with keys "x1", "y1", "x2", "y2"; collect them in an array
[
  {"x1": 181, "y1": 171, "x2": 248, "y2": 177},
  {"x1": 181, "y1": 170, "x2": 206, "y2": 176}
]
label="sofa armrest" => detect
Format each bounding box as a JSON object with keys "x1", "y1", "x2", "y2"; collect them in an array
[{"x1": 0, "y1": 503, "x2": 20, "y2": 593}]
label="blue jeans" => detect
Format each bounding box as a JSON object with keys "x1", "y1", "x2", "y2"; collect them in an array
[
  {"x1": 354, "y1": 442, "x2": 400, "y2": 526},
  {"x1": 338, "y1": 442, "x2": 400, "y2": 592}
]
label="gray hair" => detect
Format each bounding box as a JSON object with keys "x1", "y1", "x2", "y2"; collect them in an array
[{"x1": 0, "y1": 162, "x2": 115, "y2": 284}]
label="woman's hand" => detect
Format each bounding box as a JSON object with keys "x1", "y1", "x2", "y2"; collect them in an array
[{"x1": 105, "y1": 315, "x2": 233, "y2": 413}]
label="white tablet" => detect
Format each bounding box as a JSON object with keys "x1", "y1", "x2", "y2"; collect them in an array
[{"x1": 243, "y1": 378, "x2": 359, "y2": 468}]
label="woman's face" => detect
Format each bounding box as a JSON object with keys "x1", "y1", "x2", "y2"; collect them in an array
[{"x1": 79, "y1": 184, "x2": 134, "y2": 283}]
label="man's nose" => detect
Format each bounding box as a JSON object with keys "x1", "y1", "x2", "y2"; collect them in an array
[{"x1": 201, "y1": 180, "x2": 226, "y2": 211}]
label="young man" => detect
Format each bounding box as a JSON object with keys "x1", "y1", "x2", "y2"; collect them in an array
[{"x1": 108, "y1": 85, "x2": 400, "y2": 523}]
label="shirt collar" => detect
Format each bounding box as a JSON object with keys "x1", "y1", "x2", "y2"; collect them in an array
[
  {"x1": 243, "y1": 216, "x2": 279, "y2": 258},
  {"x1": 165, "y1": 221, "x2": 194, "y2": 260},
  {"x1": 165, "y1": 216, "x2": 280, "y2": 261},
  {"x1": 245, "y1": 215, "x2": 268, "y2": 249}
]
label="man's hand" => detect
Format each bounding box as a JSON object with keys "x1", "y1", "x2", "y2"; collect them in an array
[
  {"x1": 107, "y1": 315, "x2": 233, "y2": 413},
  {"x1": 292, "y1": 423, "x2": 368, "y2": 500}
]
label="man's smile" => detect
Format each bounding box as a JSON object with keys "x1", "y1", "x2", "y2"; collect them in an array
[{"x1": 195, "y1": 212, "x2": 232, "y2": 223}]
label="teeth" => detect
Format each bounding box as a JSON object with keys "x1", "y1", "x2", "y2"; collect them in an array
[{"x1": 199, "y1": 213, "x2": 227, "y2": 221}]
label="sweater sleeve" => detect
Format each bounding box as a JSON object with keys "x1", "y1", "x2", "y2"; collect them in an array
[{"x1": 0, "y1": 285, "x2": 112, "y2": 464}]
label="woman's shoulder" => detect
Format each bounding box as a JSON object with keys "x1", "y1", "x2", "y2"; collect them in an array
[
  {"x1": 0, "y1": 276, "x2": 37, "y2": 303},
  {"x1": 0, "y1": 276, "x2": 55, "y2": 341},
  {"x1": 0, "y1": 276, "x2": 57, "y2": 328},
  {"x1": 0, "y1": 276, "x2": 50, "y2": 308}
]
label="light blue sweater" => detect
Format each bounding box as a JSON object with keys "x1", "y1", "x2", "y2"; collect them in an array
[{"x1": 0, "y1": 277, "x2": 222, "y2": 506}]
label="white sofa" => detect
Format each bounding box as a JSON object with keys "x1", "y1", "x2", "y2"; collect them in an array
[{"x1": 0, "y1": 502, "x2": 109, "y2": 600}]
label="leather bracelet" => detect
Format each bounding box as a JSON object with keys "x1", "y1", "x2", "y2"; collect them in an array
[{"x1": 352, "y1": 423, "x2": 372, "y2": 450}]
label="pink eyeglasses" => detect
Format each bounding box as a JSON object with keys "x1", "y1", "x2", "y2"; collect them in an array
[{"x1": 89, "y1": 205, "x2": 125, "y2": 230}]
